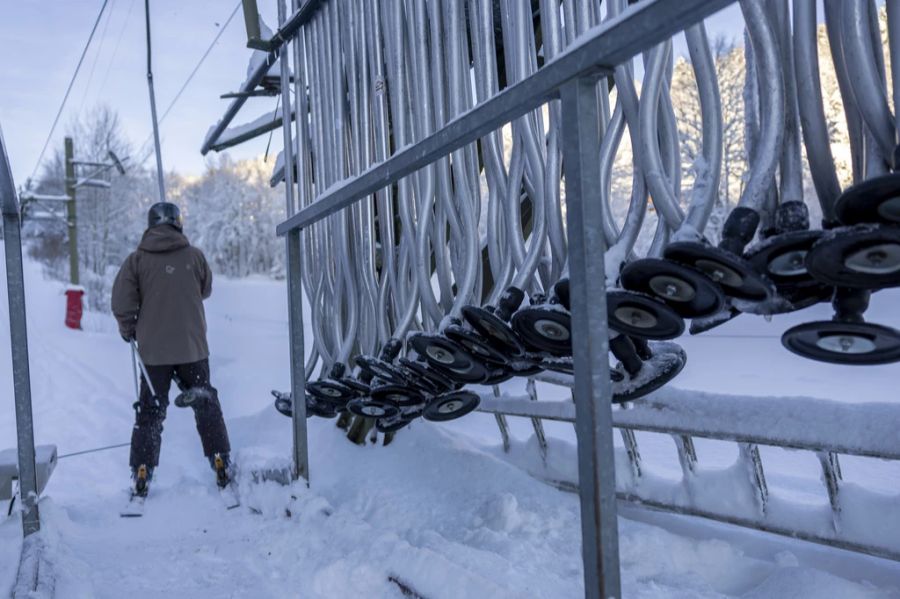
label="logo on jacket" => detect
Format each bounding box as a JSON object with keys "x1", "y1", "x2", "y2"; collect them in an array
[{"x1": 165, "y1": 265, "x2": 175, "y2": 274}]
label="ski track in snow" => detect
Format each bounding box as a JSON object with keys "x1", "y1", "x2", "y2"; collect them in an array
[{"x1": 2, "y1": 254, "x2": 900, "y2": 598}]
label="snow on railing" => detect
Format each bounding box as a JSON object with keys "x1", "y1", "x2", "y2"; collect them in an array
[
  {"x1": 478, "y1": 386, "x2": 900, "y2": 562},
  {"x1": 209, "y1": 103, "x2": 294, "y2": 153}
]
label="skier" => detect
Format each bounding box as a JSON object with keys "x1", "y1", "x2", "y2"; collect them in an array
[{"x1": 112, "y1": 202, "x2": 232, "y2": 499}]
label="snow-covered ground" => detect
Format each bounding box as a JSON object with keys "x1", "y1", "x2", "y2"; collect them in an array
[{"x1": 2, "y1": 250, "x2": 900, "y2": 598}]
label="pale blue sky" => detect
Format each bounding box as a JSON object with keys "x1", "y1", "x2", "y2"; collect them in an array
[{"x1": 1, "y1": 1, "x2": 745, "y2": 188}]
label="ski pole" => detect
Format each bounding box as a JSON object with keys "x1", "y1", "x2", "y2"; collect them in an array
[
  {"x1": 130, "y1": 339, "x2": 158, "y2": 397},
  {"x1": 130, "y1": 341, "x2": 141, "y2": 402}
]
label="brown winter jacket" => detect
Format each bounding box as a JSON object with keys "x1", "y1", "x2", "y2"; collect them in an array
[{"x1": 111, "y1": 225, "x2": 213, "y2": 366}]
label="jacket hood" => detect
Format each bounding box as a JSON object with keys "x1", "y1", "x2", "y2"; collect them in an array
[{"x1": 138, "y1": 225, "x2": 190, "y2": 253}]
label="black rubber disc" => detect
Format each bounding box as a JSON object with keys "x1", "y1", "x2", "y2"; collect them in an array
[
  {"x1": 444, "y1": 324, "x2": 510, "y2": 366},
  {"x1": 745, "y1": 230, "x2": 823, "y2": 288},
  {"x1": 611, "y1": 342, "x2": 687, "y2": 403},
  {"x1": 307, "y1": 398, "x2": 339, "y2": 419},
  {"x1": 346, "y1": 396, "x2": 400, "y2": 419},
  {"x1": 306, "y1": 379, "x2": 358, "y2": 406},
  {"x1": 370, "y1": 384, "x2": 426, "y2": 408},
  {"x1": 461, "y1": 305, "x2": 526, "y2": 357},
  {"x1": 619, "y1": 258, "x2": 725, "y2": 318},
  {"x1": 340, "y1": 378, "x2": 371, "y2": 396},
  {"x1": 408, "y1": 333, "x2": 475, "y2": 371},
  {"x1": 397, "y1": 357, "x2": 459, "y2": 394},
  {"x1": 482, "y1": 367, "x2": 515, "y2": 386},
  {"x1": 422, "y1": 391, "x2": 481, "y2": 422},
  {"x1": 354, "y1": 355, "x2": 410, "y2": 386},
  {"x1": 834, "y1": 172, "x2": 900, "y2": 226},
  {"x1": 511, "y1": 304, "x2": 573, "y2": 356},
  {"x1": 274, "y1": 395, "x2": 293, "y2": 418},
  {"x1": 606, "y1": 290, "x2": 685, "y2": 340},
  {"x1": 665, "y1": 242, "x2": 775, "y2": 304},
  {"x1": 781, "y1": 320, "x2": 900, "y2": 365},
  {"x1": 428, "y1": 354, "x2": 491, "y2": 385},
  {"x1": 805, "y1": 225, "x2": 900, "y2": 289}
]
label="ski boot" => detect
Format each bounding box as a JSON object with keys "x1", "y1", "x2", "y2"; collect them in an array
[
  {"x1": 210, "y1": 453, "x2": 232, "y2": 489},
  {"x1": 131, "y1": 464, "x2": 153, "y2": 498}
]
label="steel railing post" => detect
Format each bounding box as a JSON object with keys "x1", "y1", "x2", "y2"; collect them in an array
[
  {"x1": 287, "y1": 229, "x2": 308, "y2": 482},
  {"x1": 279, "y1": 0, "x2": 309, "y2": 483},
  {"x1": 560, "y1": 74, "x2": 621, "y2": 599},
  {"x1": 1, "y1": 126, "x2": 40, "y2": 536},
  {"x1": 4, "y1": 213, "x2": 40, "y2": 537}
]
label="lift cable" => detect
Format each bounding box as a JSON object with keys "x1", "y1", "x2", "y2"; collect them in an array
[
  {"x1": 160, "y1": 1, "x2": 242, "y2": 125},
  {"x1": 58, "y1": 442, "x2": 131, "y2": 460},
  {"x1": 28, "y1": 0, "x2": 113, "y2": 184},
  {"x1": 136, "y1": 1, "x2": 242, "y2": 165}
]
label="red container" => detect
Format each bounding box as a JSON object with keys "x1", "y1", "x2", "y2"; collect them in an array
[{"x1": 65, "y1": 288, "x2": 85, "y2": 330}]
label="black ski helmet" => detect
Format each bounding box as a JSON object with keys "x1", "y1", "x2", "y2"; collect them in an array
[{"x1": 147, "y1": 202, "x2": 183, "y2": 230}]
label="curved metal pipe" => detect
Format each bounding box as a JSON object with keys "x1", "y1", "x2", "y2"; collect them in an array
[
  {"x1": 737, "y1": 0, "x2": 784, "y2": 212},
  {"x1": 824, "y1": 0, "x2": 867, "y2": 184},
  {"x1": 639, "y1": 42, "x2": 686, "y2": 229},
  {"x1": 793, "y1": 0, "x2": 842, "y2": 219},
  {"x1": 682, "y1": 23, "x2": 723, "y2": 235},
  {"x1": 841, "y1": 0, "x2": 894, "y2": 162}
]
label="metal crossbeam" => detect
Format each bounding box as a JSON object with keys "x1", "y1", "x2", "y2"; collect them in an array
[
  {"x1": 201, "y1": 0, "x2": 327, "y2": 156},
  {"x1": 275, "y1": 0, "x2": 734, "y2": 235},
  {"x1": 200, "y1": 48, "x2": 281, "y2": 155}
]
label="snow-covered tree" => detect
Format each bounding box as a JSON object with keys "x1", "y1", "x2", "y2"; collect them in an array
[
  {"x1": 27, "y1": 108, "x2": 287, "y2": 312},
  {"x1": 175, "y1": 155, "x2": 285, "y2": 279},
  {"x1": 29, "y1": 105, "x2": 155, "y2": 310}
]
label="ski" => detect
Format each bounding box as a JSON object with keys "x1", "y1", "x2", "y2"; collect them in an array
[
  {"x1": 121, "y1": 464, "x2": 150, "y2": 517},
  {"x1": 120, "y1": 493, "x2": 146, "y2": 518},
  {"x1": 213, "y1": 453, "x2": 240, "y2": 509},
  {"x1": 219, "y1": 482, "x2": 240, "y2": 510}
]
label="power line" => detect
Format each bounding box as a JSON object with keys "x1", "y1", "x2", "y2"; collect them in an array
[
  {"x1": 97, "y1": 0, "x2": 138, "y2": 98},
  {"x1": 77, "y1": 0, "x2": 118, "y2": 116},
  {"x1": 136, "y1": 0, "x2": 242, "y2": 165},
  {"x1": 160, "y1": 1, "x2": 242, "y2": 125},
  {"x1": 29, "y1": 0, "x2": 112, "y2": 184}
]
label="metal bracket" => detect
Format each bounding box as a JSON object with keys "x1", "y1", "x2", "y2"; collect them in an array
[{"x1": 739, "y1": 443, "x2": 768, "y2": 515}]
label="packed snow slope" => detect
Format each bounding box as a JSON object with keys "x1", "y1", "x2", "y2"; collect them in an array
[{"x1": 2, "y1": 250, "x2": 900, "y2": 598}]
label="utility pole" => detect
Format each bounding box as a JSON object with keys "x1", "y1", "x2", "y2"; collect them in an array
[{"x1": 64, "y1": 137, "x2": 79, "y2": 286}]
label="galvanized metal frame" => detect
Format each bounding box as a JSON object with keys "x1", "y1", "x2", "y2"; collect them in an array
[
  {"x1": 265, "y1": 1, "x2": 739, "y2": 596},
  {"x1": 476, "y1": 392, "x2": 900, "y2": 562},
  {"x1": 201, "y1": 0, "x2": 328, "y2": 156},
  {"x1": 559, "y1": 74, "x2": 621, "y2": 597},
  {"x1": 278, "y1": 0, "x2": 309, "y2": 483},
  {"x1": 1, "y1": 126, "x2": 41, "y2": 538}
]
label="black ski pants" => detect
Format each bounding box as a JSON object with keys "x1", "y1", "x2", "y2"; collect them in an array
[{"x1": 130, "y1": 358, "x2": 231, "y2": 470}]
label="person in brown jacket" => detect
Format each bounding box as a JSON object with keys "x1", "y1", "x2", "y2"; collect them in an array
[{"x1": 112, "y1": 202, "x2": 231, "y2": 497}]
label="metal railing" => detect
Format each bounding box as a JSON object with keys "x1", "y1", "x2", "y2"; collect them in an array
[{"x1": 477, "y1": 384, "x2": 900, "y2": 562}]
